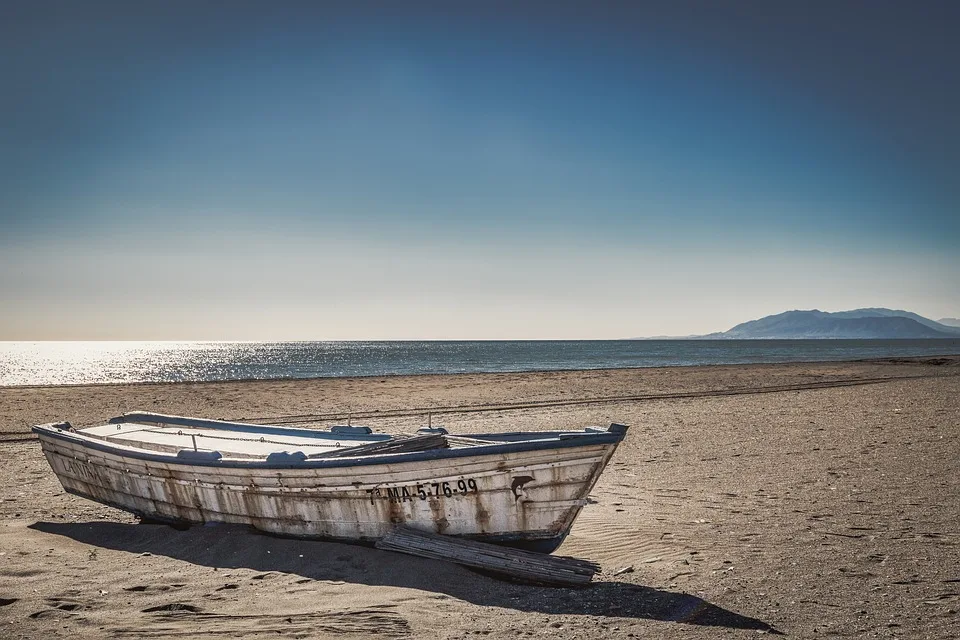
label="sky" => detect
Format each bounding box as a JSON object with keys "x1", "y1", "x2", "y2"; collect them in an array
[{"x1": 2, "y1": 1, "x2": 958, "y2": 340}]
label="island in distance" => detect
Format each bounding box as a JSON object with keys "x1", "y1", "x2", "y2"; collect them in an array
[{"x1": 654, "y1": 308, "x2": 960, "y2": 340}]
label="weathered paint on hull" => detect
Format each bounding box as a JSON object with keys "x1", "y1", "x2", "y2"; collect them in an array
[{"x1": 37, "y1": 435, "x2": 621, "y2": 549}]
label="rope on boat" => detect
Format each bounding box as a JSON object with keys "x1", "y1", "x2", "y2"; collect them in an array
[{"x1": 140, "y1": 428, "x2": 343, "y2": 449}]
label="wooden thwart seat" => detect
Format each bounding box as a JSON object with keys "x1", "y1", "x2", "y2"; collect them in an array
[{"x1": 308, "y1": 433, "x2": 449, "y2": 458}]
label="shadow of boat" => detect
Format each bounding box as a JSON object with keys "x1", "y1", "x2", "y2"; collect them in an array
[{"x1": 31, "y1": 521, "x2": 780, "y2": 633}]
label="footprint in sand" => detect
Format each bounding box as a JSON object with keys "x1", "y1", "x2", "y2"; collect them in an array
[
  {"x1": 28, "y1": 597, "x2": 88, "y2": 619},
  {"x1": 0, "y1": 569, "x2": 44, "y2": 578},
  {"x1": 142, "y1": 603, "x2": 203, "y2": 613},
  {"x1": 123, "y1": 584, "x2": 186, "y2": 592}
]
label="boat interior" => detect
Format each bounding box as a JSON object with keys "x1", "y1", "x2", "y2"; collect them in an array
[
  {"x1": 42, "y1": 412, "x2": 623, "y2": 462},
  {"x1": 66, "y1": 412, "x2": 501, "y2": 460}
]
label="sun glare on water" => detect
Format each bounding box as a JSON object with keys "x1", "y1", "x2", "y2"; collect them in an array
[{"x1": 0, "y1": 341, "x2": 239, "y2": 386}]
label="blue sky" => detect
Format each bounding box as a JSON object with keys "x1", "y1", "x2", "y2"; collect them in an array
[{"x1": 2, "y1": 1, "x2": 958, "y2": 339}]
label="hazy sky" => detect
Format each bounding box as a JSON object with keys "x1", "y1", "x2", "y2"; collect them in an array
[{"x1": 2, "y1": 1, "x2": 958, "y2": 339}]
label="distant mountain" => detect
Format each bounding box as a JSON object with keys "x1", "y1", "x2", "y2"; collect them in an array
[
  {"x1": 939, "y1": 318, "x2": 960, "y2": 328},
  {"x1": 829, "y1": 307, "x2": 960, "y2": 333},
  {"x1": 703, "y1": 308, "x2": 960, "y2": 339}
]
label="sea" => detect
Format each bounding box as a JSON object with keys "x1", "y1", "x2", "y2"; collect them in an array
[{"x1": 1, "y1": 339, "x2": 959, "y2": 387}]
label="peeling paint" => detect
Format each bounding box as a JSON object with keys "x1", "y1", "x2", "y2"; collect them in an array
[{"x1": 37, "y1": 430, "x2": 625, "y2": 547}]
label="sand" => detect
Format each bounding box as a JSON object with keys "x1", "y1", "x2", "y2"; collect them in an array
[{"x1": 0, "y1": 357, "x2": 957, "y2": 638}]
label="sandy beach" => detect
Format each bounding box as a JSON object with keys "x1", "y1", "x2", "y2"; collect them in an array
[{"x1": 1, "y1": 357, "x2": 957, "y2": 639}]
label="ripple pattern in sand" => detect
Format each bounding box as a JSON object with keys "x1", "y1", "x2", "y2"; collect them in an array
[{"x1": 561, "y1": 513, "x2": 693, "y2": 569}]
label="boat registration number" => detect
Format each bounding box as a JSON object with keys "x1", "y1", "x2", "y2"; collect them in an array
[
  {"x1": 59, "y1": 458, "x2": 102, "y2": 481},
  {"x1": 368, "y1": 479, "x2": 479, "y2": 504}
]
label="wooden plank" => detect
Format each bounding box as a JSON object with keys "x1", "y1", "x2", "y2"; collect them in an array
[
  {"x1": 375, "y1": 526, "x2": 600, "y2": 586},
  {"x1": 308, "y1": 433, "x2": 448, "y2": 458},
  {"x1": 443, "y1": 435, "x2": 499, "y2": 448}
]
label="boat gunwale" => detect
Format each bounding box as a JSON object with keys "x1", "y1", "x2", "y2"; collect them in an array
[
  {"x1": 105, "y1": 411, "x2": 392, "y2": 442},
  {"x1": 103, "y1": 411, "x2": 616, "y2": 444},
  {"x1": 33, "y1": 422, "x2": 628, "y2": 470}
]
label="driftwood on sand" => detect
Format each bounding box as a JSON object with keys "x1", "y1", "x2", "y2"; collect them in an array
[{"x1": 375, "y1": 526, "x2": 600, "y2": 586}]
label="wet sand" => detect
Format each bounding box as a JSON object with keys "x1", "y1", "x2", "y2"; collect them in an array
[{"x1": 1, "y1": 358, "x2": 958, "y2": 638}]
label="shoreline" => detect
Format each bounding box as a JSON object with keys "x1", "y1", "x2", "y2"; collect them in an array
[{"x1": 2, "y1": 352, "x2": 958, "y2": 393}]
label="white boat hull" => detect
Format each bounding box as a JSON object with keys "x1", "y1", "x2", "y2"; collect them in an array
[{"x1": 35, "y1": 419, "x2": 626, "y2": 552}]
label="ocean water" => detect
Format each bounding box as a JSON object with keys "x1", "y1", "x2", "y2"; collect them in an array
[{"x1": 1, "y1": 340, "x2": 958, "y2": 387}]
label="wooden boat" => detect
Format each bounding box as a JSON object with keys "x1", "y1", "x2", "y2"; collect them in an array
[{"x1": 33, "y1": 412, "x2": 628, "y2": 552}]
